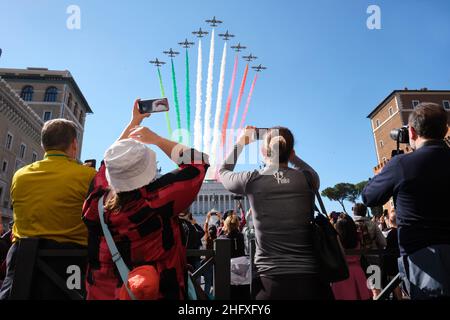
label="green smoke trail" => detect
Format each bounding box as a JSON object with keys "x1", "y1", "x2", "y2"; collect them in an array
[
  {"x1": 185, "y1": 49, "x2": 191, "y2": 145},
  {"x1": 171, "y1": 58, "x2": 182, "y2": 143},
  {"x1": 157, "y1": 67, "x2": 172, "y2": 136}
]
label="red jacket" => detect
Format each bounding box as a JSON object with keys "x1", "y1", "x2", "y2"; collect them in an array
[{"x1": 82, "y1": 150, "x2": 208, "y2": 300}]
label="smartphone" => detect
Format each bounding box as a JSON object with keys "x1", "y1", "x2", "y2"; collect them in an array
[
  {"x1": 84, "y1": 159, "x2": 96, "y2": 168},
  {"x1": 254, "y1": 128, "x2": 269, "y2": 140},
  {"x1": 138, "y1": 98, "x2": 169, "y2": 114}
]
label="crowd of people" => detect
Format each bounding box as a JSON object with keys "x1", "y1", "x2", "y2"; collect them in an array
[{"x1": 0, "y1": 100, "x2": 449, "y2": 300}]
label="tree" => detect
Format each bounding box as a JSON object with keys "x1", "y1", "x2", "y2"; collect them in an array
[
  {"x1": 321, "y1": 183, "x2": 354, "y2": 213},
  {"x1": 347, "y1": 180, "x2": 369, "y2": 204},
  {"x1": 321, "y1": 180, "x2": 369, "y2": 213}
]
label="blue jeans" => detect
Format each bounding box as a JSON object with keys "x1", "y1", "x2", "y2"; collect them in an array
[
  {"x1": 203, "y1": 264, "x2": 214, "y2": 296},
  {"x1": 398, "y1": 244, "x2": 450, "y2": 299}
]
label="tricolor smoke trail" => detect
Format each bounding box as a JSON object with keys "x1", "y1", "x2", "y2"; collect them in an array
[
  {"x1": 170, "y1": 58, "x2": 182, "y2": 143},
  {"x1": 193, "y1": 40, "x2": 203, "y2": 151},
  {"x1": 239, "y1": 73, "x2": 258, "y2": 131},
  {"x1": 157, "y1": 67, "x2": 172, "y2": 136},
  {"x1": 210, "y1": 42, "x2": 227, "y2": 166},
  {"x1": 203, "y1": 29, "x2": 215, "y2": 154},
  {"x1": 228, "y1": 63, "x2": 249, "y2": 151},
  {"x1": 185, "y1": 49, "x2": 191, "y2": 144},
  {"x1": 220, "y1": 54, "x2": 239, "y2": 156}
]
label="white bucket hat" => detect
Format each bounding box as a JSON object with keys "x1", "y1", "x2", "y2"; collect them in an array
[{"x1": 104, "y1": 138, "x2": 157, "y2": 193}]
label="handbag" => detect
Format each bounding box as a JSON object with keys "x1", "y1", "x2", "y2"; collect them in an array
[
  {"x1": 98, "y1": 196, "x2": 159, "y2": 300},
  {"x1": 302, "y1": 171, "x2": 349, "y2": 283}
]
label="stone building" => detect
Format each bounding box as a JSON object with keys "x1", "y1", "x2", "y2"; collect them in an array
[
  {"x1": 0, "y1": 77, "x2": 44, "y2": 231},
  {"x1": 0, "y1": 67, "x2": 93, "y2": 160}
]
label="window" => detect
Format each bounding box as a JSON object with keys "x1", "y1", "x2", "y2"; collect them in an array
[
  {"x1": 67, "y1": 93, "x2": 73, "y2": 109},
  {"x1": 20, "y1": 86, "x2": 34, "y2": 101},
  {"x1": 73, "y1": 102, "x2": 78, "y2": 118},
  {"x1": 0, "y1": 186, "x2": 4, "y2": 208},
  {"x1": 44, "y1": 87, "x2": 58, "y2": 102},
  {"x1": 79, "y1": 110, "x2": 83, "y2": 123},
  {"x1": 388, "y1": 107, "x2": 393, "y2": 116},
  {"x1": 443, "y1": 100, "x2": 450, "y2": 110},
  {"x1": 412, "y1": 100, "x2": 420, "y2": 108},
  {"x1": 5, "y1": 133, "x2": 13, "y2": 150},
  {"x1": 43, "y1": 111, "x2": 52, "y2": 121},
  {"x1": 1, "y1": 160, "x2": 7, "y2": 173},
  {"x1": 375, "y1": 119, "x2": 381, "y2": 128},
  {"x1": 379, "y1": 140, "x2": 384, "y2": 148},
  {"x1": 19, "y1": 143, "x2": 26, "y2": 159},
  {"x1": 15, "y1": 159, "x2": 24, "y2": 172},
  {"x1": 32, "y1": 152, "x2": 37, "y2": 163}
]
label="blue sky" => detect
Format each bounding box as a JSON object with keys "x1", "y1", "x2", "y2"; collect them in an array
[{"x1": 1, "y1": 0, "x2": 449, "y2": 212}]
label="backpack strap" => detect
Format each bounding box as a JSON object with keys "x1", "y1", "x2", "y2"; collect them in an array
[
  {"x1": 302, "y1": 170, "x2": 329, "y2": 219},
  {"x1": 98, "y1": 195, "x2": 137, "y2": 300}
]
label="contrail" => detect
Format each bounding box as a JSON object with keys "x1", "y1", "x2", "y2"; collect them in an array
[
  {"x1": 193, "y1": 40, "x2": 203, "y2": 150},
  {"x1": 185, "y1": 49, "x2": 191, "y2": 145},
  {"x1": 203, "y1": 29, "x2": 215, "y2": 155},
  {"x1": 170, "y1": 58, "x2": 182, "y2": 143},
  {"x1": 210, "y1": 42, "x2": 227, "y2": 166},
  {"x1": 239, "y1": 73, "x2": 258, "y2": 130},
  {"x1": 157, "y1": 67, "x2": 172, "y2": 136},
  {"x1": 228, "y1": 63, "x2": 249, "y2": 151},
  {"x1": 220, "y1": 54, "x2": 239, "y2": 157}
]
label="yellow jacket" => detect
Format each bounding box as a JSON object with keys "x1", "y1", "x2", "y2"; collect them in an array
[{"x1": 11, "y1": 151, "x2": 96, "y2": 246}]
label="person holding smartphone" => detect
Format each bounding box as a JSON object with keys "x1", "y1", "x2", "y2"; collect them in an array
[
  {"x1": 82, "y1": 99, "x2": 209, "y2": 300},
  {"x1": 219, "y1": 126, "x2": 333, "y2": 300}
]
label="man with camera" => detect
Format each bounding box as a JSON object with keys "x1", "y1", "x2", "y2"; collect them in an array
[{"x1": 362, "y1": 103, "x2": 450, "y2": 299}]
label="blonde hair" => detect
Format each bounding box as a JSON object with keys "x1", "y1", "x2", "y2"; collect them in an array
[{"x1": 223, "y1": 214, "x2": 240, "y2": 234}]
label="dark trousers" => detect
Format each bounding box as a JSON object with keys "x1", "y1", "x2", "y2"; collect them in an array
[
  {"x1": 398, "y1": 244, "x2": 450, "y2": 300},
  {"x1": 255, "y1": 274, "x2": 335, "y2": 300},
  {"x1": 0, "y1": 239, "x2": 87, "y2": 300}
]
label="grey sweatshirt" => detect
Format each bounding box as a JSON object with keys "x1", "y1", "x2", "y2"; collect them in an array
[{"x1": 219, "y1": 144, "x2": 320, "y2": 276}]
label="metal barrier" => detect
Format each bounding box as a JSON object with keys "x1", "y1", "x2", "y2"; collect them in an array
[
  {"x1": 187, "y1": 238, "x2": 231, "y2": 300},
  {"x1": 9, "y1": 238, "x2": 86, "y2": 300}
]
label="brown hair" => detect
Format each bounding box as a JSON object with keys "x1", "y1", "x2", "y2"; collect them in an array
[
  {"x1": 409, "y1": 103, "x2": 448, "y2": 140},
  {"x1": 41, "y1": 119, "x2": 78, "y2": 151},
  {"x1": 264, "y1": 126, "x2": 294, "y2": 164},
  {"x1": 353, "y1": 203, "x2": 367, "y2": 217}
]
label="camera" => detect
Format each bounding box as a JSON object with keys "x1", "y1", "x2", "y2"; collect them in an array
[
  {"x1": 390, "y1": 126, "x2": 409, "y2": 144},
  {"x1": 390, "y1": 126, "x2": 409, "y2": 157},
  {"x1": 232, "y1": 195, "x2": 244, "y2": 200}
]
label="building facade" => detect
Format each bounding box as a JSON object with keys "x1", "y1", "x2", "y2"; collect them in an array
[
  {"x1": 190, "y1": 180, "x2": 250, "y2": 216},
  {"x1": 367, "y1": 88, "x2": 450, "y2": 210},
  {"x1": 0, "y1": 68, "x2": 93, "y2": 159},
  {"x1": 0, "y1": 77, "x2": 44, "y2": 231}
]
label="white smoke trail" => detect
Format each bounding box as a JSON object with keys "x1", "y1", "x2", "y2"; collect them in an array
[
  {"x1": 203, "y1": 29, "x2": 215, "y2": 155},
  {"x1": 193, "y1": 39, "x2": 203, "y2": 151},
  {"x1": 210, "y1": 42, "x2": 227, "y2": 166}
]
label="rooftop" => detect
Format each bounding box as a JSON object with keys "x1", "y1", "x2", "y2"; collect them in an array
[
  {"x1": 367, "y1": 89, "x2": 450, "y2": 119},
  {"x1": 0, "y1": 67, "x2": 93, "y2": 114}
]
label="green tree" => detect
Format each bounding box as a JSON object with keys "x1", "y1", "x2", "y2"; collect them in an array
[
  {"x1": 347, "y1": 180, "x2": 369, "y2": 204},
  {"x1": 321, "y1": 183, "x2": 354, "y2": 213}
]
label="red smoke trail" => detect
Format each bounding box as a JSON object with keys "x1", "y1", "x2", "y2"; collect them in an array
[
  {"x1": 239, "y1": 73, "x2": 258, "y2": 131},
  {"x1": 220, "y1": 54, "x2": 239, "y2": 155},
  {"x1": 228, "y1": 63, "x2": 249, "y2": 152}
]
